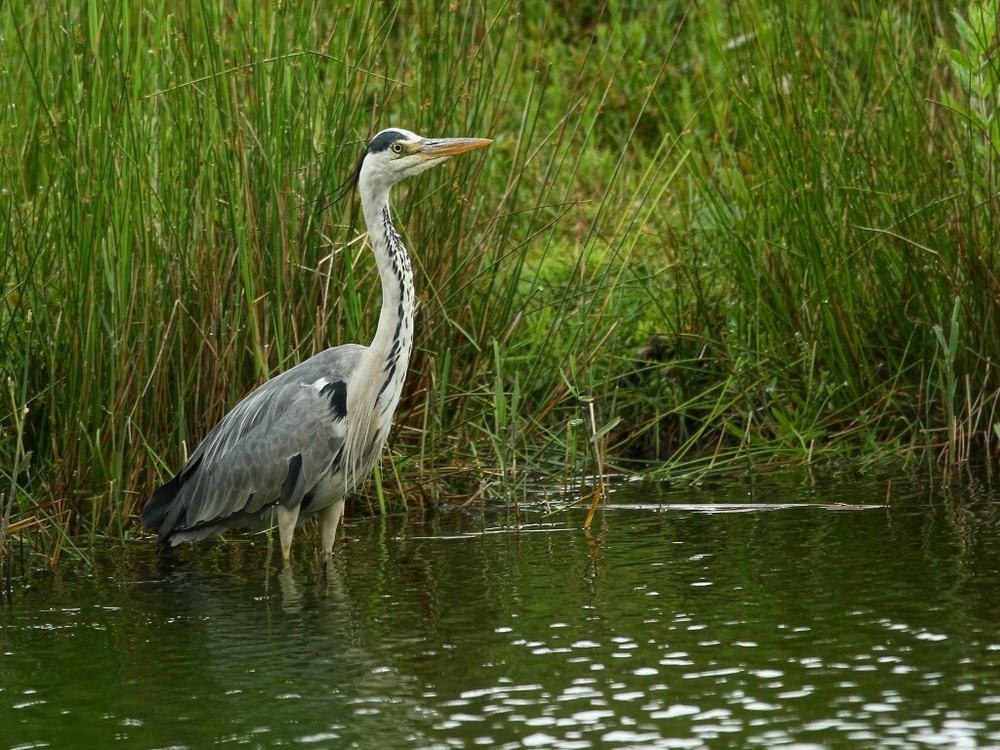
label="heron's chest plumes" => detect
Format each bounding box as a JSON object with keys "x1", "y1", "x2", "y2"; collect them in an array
[
  {"x1": 374, "y1": 209, "x2": 415, "y2": 409},
  {"x1": 341, "y1": 204, "x2": 416, "y2": 484}
]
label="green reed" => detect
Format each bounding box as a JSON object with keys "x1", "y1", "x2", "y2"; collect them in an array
[
  {"x1": 672, "y1": 1, "x2": 1000, "y2": 471},
  {"x1": 1, "y1": 0, "x2": 998, "y2": 557}
]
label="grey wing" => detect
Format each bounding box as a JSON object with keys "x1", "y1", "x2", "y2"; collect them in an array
[{"x1": 141, "y1": 345, "x2": 366, "y2": 545}]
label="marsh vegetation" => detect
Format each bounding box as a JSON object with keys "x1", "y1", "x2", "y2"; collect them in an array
[{"x1": 2, "y1": 0, "x2": 998, "y2": 560}]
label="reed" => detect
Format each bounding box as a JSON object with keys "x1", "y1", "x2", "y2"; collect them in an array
[{"x1": 1, "y1": 0, "x2": 998, "y2": 558}]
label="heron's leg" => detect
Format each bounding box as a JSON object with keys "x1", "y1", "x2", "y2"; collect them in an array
[
  {"x1": 319, "y1": 499, "x2": 345, "y2": 558},
  {"x1": 276, "y1": 503, "x2": 301, "y2": 565}
]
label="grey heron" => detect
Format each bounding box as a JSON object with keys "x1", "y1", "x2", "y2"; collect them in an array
[{"x1": 140, "y1": 128, "x2": 491, "y2": 564}]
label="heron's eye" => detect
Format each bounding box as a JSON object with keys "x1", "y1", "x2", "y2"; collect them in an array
[{"x1": 391, "y1": 143, "x2": 404, "y2": 154}]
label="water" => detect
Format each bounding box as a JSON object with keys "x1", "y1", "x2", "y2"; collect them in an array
[{"x1": 3, "y1": 470, "x2": 1000, "y2": 748}]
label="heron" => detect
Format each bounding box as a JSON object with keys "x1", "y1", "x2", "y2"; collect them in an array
[{"x1": 140, "y1": 128, "x2": 492, "y2": 564}]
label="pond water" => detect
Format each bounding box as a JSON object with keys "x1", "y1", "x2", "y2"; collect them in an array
[{"x1": 3, "y1": 470, "x2": 1000, "y2": 748}]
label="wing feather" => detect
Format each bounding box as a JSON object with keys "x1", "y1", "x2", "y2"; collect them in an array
[{"x1": 142, "y1": 344, "x2": 367, "y2": 544}]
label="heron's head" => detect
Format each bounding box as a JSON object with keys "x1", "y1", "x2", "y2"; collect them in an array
[{"x1": 354, "y1": 128, "x2": 492, "y2": 194}]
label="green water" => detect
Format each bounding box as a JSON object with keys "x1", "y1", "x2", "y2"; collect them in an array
[{"x1": 3, "y1": 471, "x2": 1000, "y2": 748}]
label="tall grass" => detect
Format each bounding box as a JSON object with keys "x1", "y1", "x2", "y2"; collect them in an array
[
  {"x1": 672, "y1": 2, "x2": 1000, "y2": 472},
  {"x1": 1, "y1": 0, "x2": 998, "y2": 560}
]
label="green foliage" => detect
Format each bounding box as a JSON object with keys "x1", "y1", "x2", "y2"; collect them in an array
[
  {"x1": 659, "y1": 0, "x2": 1000, "y2": 473},
  {"x1": 938, "y1": 0, "x2": 1000, "y2": 199},
  {"x1": 2, "y1": 0, "x2": 1000, "y2": 554}
]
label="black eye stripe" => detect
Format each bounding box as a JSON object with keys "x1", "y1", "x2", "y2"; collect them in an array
[{"x1": 367, "y1": 129, "x2": 408, "y2": 154}]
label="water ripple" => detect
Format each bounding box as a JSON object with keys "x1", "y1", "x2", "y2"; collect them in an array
[{"x1": 5, "y1": 478, "x2": 1000, "y2": 748}]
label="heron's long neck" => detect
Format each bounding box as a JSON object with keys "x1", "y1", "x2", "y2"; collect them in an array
[{"x1": 363, "y1": 196, "x2": 414, "y2": 406}]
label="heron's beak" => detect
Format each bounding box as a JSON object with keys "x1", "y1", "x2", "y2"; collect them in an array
[{"x1": 418, "y1": 137, "x2": 492, "y2": 160}]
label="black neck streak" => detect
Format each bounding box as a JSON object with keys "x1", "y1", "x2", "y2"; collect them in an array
[{"x1": 376, "y1": 206, "x2": 414, "y2": 404}]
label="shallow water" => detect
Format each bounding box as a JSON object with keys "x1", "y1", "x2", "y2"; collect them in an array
[{"x1": 3, "y1": 470, "x2": 1000, "y2": 748}]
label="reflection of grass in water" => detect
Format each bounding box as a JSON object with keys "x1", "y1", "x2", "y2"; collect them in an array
[{"x1": 2, "y1": 1, "x2": 1000, "y2": 560}]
